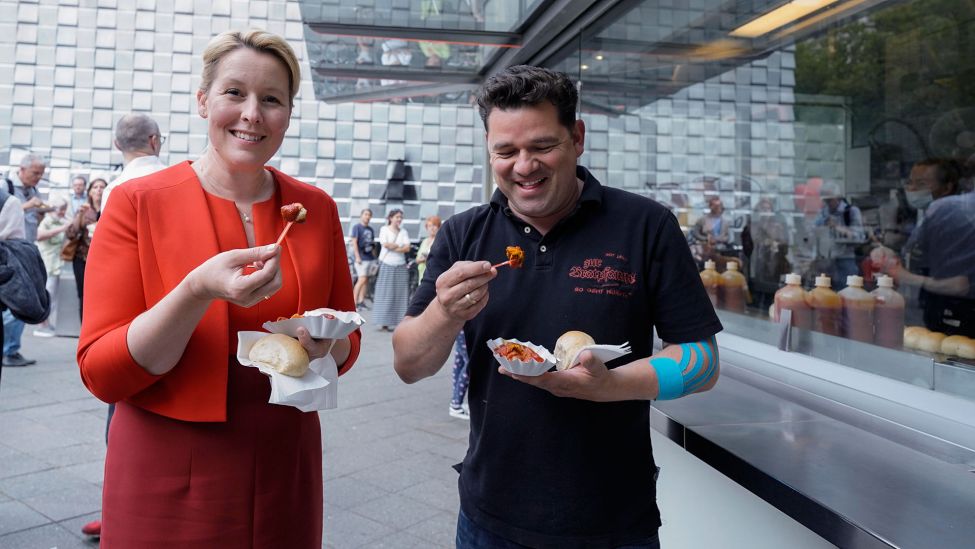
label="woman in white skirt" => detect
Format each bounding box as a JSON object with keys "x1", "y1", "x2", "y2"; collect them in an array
[{"x1": 373, "y1": 209, "x2": 411, "y2": 331}]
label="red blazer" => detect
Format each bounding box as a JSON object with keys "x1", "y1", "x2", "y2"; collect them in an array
[{"x1": 77, "y1": 161, "x2": 361, "y2": 422}]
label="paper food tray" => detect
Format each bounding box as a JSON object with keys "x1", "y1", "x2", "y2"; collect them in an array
[
  {"x1": 236, "y1": 331, "x2": 338, "y2": 412},
  {"x1": 486, "y1": 338, "x2": 557, "y2": 377},
  {"x1": 263, "y1": 308, "x2": 364, "y2": 340}
]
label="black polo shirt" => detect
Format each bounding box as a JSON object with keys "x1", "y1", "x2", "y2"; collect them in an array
[{"x1": 407, "y1": 166, "x2": 722, "y2": 548}]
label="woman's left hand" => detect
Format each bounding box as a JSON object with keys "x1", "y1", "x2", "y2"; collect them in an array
[{"x1": 296, "y1": 326, "x2": 336, "y2": 360}]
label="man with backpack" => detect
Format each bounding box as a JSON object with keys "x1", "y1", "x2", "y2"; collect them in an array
[{"x1": 3, "y1": 154, "x2": 48, "y2": 367}]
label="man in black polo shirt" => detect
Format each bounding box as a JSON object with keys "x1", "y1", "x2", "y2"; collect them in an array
[{"x1": 393, "y1": 65, "x2": 722, "y2": 548}]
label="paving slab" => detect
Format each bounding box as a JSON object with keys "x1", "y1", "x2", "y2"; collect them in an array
[{"x1": 0, "y1": 309, "x2": 470, "y2": 548}]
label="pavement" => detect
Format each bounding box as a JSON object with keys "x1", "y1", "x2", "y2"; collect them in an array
[{"x1": 0, "y1": 305, "x2": 469, "y2": 549}]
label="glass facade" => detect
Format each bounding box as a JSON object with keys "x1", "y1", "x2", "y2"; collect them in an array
[
  {"x1": 543, "y1": 0, "x2": 975, "y2": 399},
  {"x1": 297, "y1": 0, "x2": 538, "y2": 103}
]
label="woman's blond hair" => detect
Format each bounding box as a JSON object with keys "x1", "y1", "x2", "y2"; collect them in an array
[{"x1": 200, "y1": 29, "x2": 301, "y2": 105}]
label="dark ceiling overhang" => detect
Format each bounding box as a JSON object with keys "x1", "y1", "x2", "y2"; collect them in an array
[{"x1": 299, "y1": 0, "x2": 885, "y2": 111}]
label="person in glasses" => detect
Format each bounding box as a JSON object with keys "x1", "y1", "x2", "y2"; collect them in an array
[{"x1": 100, "y1": 113, "x2": 168, "y2": 212}]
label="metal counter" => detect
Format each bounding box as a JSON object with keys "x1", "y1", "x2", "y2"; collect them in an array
[{"x1": 652, "y1": 358, "x2": 975, "y2": 549}]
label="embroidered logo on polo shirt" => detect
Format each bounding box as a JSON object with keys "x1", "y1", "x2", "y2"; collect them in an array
[{"x1": 569, "y1": 253, "x2": 637, "y2": 298}]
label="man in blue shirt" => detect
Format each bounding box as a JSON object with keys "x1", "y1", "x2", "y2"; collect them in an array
[{"x1": 350, "y1": 208, "x2": 376, "y2": 309}]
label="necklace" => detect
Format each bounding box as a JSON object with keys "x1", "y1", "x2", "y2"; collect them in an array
[{"x1": 236, "y1": 205, "x2": 253, "y2": 224}]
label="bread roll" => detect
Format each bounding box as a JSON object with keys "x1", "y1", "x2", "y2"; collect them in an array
[
  {"x1": 917, "y1": 331, "x2": 946, "y2": 353},
  {"x1": 248, "y1": 333, "x2": 310, "y2": 377},
  {"x1": 554, "y1": 330, "x2": 595, "y2": 371},
  {"x1": 941, "y1": 335, "x2": 969, "y2": 356},
  {"x1": 903, "y1": 326, "x2": 930, "y2": 349},
  {"x1": 956, "y1": 337, "x2": 975, "y2": 360}
]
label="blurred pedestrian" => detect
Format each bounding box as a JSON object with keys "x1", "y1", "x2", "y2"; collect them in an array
[
  {"x1": 3, "y1": 153, "x2": 47, "y2": 367},
  {"x1": 449, "y1": 330, "x2": 470, "y2": 420},
  {"x1": 372, "y1": 209, "x2": 411, "y2": 331},
  {"x1": 101, "y1": 112, "x2": 168, "y2": 212},
  {"x1": 350, "y1": 208, "x2": 377, "y2": 309},
  {"x1": 68, "y1": 175, "x2": 88, "y2": 215},
  {"x1": 65, "y1": 178, "x2": 106, "y2": 322},
  {"x1": 416, "y1": 214, "x2": 440, "y2": 281},
  {"x1": 33, "y1": 196, "x2": 70, "y2": 337}
]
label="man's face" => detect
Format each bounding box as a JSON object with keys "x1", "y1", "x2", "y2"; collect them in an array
[
  {"x1": 907, "y1": 165, "x2": 948, "y2": 198},
  {"x1": 709, "y1": 198, "x2": 723, "y2": 215},
  {"x1": 71, "y1": 178, "x2": 86, "y2": 196},
  {"x1": 360, "y1": 211, "x2": 372, "y2": 225},
  {"x1": 19, "y1": 162, "x2": 46, "y2": 187},
  {"x1": 486, "y1": 102, "x2": 584, "y2": 229}
]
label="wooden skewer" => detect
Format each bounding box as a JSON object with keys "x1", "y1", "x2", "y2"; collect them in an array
[
  {"x1": 274, "y1": 221, "x2": 295, "y2": 247},
  {"x1": 243, "y1": 222, "x2": 295, "y2": 271}
]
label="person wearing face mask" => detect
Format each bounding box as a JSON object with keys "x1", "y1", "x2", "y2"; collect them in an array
[
  {"x1": 904, "y1": 158, "x2": 961, "y2": 219},
  {"x1": 892, "y1": 158, "x2": 973, "y2": 334},
  {"x1": 894, "y1": 159, "x2": 963, "y2": 281}
]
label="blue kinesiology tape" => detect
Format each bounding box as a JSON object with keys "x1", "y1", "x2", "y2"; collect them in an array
[
  {"x1": 651, "y1": 357, "x2": 685, "y2": 400},
  {"x1": 651, "y1": 338, "x2": 718, "y2": 399}
]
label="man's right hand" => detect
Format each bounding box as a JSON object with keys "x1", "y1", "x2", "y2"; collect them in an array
[
  {"x1": 434, "y1": 260, "x2": 496, "y2": 321},
  {"x1": 392, "y1": 260, "x2": 496, "y2": 384}
]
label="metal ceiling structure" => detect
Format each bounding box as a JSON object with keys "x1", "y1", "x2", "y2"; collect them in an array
[{"x1": 297, "y1": 0, "x2": 881, "y2": 112}]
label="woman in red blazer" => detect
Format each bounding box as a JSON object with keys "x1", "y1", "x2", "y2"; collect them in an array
[{"x1": 77, "y1": 29, "x2": 360, "y2": 548}]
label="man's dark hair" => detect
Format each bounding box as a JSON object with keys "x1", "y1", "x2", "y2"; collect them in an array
[
  {"x1": 475, "y1": 65, "x2": 577, "y2": 131},
  {"x1": 915, "y1": 157, "x2": 961, "y2": 195}
]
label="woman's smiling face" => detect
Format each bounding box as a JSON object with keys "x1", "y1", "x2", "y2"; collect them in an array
[{"x1": 197, "y1": 47, "x2": 292, "y2": 171}]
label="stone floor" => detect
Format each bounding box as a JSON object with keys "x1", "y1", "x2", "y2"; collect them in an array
[{"x1": 0, "y1": 308, "x2": 468, "y2": 549}]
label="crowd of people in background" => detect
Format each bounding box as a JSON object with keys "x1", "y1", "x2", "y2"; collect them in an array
[
  {"x1": 683, "y1": 155, "x2": 974, "y2": 338},
  {"x1": 3, "y1": 19, "x2": 971, "y2": 549}
]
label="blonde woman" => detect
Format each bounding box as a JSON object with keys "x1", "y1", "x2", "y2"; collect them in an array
[{"x1": 77, "y1": 30, "x2": 360, "y2": 547}]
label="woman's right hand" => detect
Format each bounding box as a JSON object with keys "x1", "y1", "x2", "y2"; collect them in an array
[{"x1": 187, "y1": 244, "x2": 282, "y2": 307}]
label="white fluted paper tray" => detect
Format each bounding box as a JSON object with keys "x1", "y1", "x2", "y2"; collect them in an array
[
  {"x1": 236, "y1": 331, "x2": 338, "y2": 412},
  {"x1": 486, "y1": 338, "x2": 557, "y2": 377},
  {"x1": 262, "y1": 308, "x2": 364, "y2": 340}
]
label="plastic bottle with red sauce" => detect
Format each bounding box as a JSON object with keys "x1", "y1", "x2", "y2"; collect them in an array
[
  {"x1": 700, "y1": 260, "x2": 721, "y2": 308},
  {"x1": 774, "y1": 273, "x2": 812, "y2": 329},
  {"x1": 839, "y1": 275, "x2": 875, "y2": 343},
  {"x1": 719, "y1": 260, "x2": 747, "y2": 313},
  {"x1": 871, "y1": 274, "x2": 905, "y2": 349},
  {"x1": 808, "y1": 274, "x2": 841, "y2": 336}
]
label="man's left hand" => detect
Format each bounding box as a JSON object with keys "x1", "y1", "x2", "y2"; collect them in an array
[{"x1": 498, "y1": 350, "x2": 618, "y2": 402}]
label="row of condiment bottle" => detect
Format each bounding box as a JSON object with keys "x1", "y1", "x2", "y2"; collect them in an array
[
  {"x1": 699, "y1": 260, "x2": 747, "y2": 313},
  {"x1": 772, "y1": 273, "x2": 905, "y2": 348}
]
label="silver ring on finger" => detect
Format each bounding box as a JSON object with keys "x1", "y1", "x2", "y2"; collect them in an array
[{"x1": 464, "y1": 292, "x2": 477, "y2": 306}]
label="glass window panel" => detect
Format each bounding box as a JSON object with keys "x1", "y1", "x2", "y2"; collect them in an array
[{"x1": 547, "y1": 0, "x2": 975, "y2": 399}]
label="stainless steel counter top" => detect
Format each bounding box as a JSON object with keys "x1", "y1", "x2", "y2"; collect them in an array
[{"x1": 653, "y1": 362, "x2": 975, "y2": 549}]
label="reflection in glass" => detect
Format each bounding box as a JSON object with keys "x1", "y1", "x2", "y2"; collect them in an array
[{"x1": 551, "y1": 0, "x2": 975, "y2": 377}]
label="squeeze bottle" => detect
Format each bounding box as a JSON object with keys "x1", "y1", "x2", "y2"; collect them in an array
[{"x1": 774, "y1": 273, "x2": 811, "y2": 329}]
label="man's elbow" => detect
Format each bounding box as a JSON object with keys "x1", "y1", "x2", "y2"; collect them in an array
[
  {"x1": 697, "y1": 360, "x2": 720, "y2": 393},
  {"x1": 393, "y1": 360, "x2": 424, "y2": 384},
  {"x1": 391, "y1": 324, "x2": 424, "y2": 384}
]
